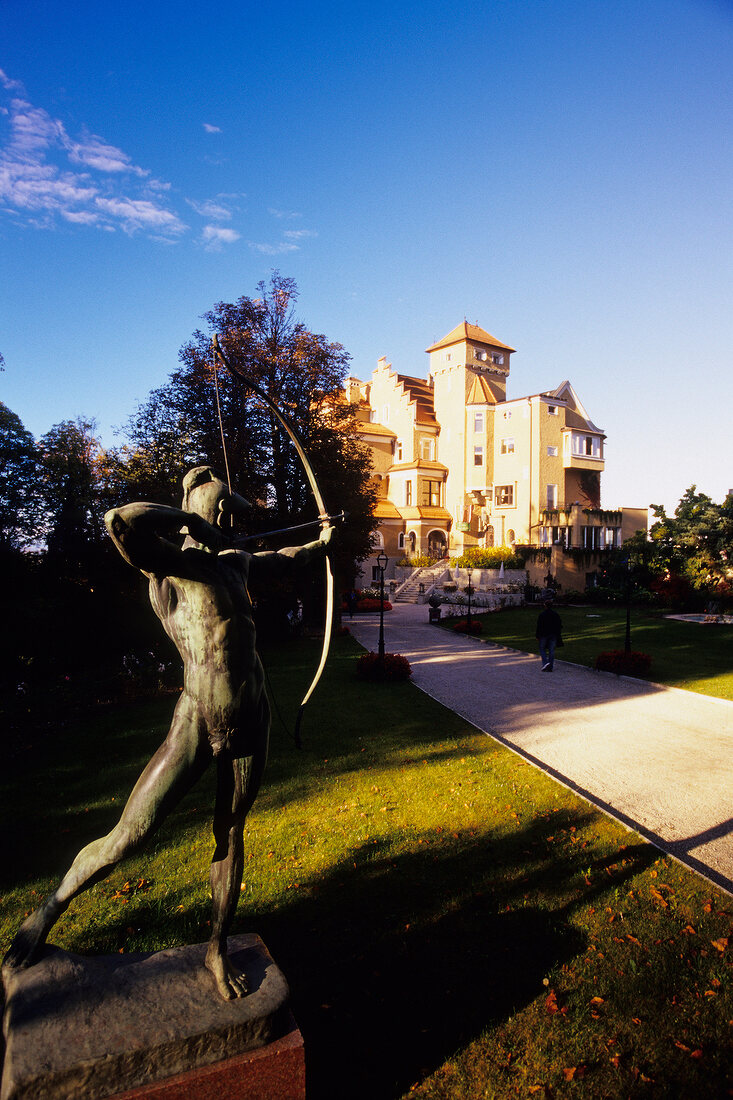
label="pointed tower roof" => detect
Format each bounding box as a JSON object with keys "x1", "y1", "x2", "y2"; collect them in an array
[
  {"x1": 426, "y1": 321, "x2": 515, "y2": 354},
  {"x1": 466, "y1": 374, "x2": 503, "y2": 405}
]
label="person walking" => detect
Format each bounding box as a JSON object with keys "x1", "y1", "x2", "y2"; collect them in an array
[{"x1": 536, "y1": 596, "x2": 563, "y2": 672}]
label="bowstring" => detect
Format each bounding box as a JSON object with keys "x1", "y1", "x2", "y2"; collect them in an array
[
  {"x1": 212, "y1": 344, "x2": 233, "y2": 494},
  {"x1": 211, "y1": 340, "x2": 300, "y2": 749}
]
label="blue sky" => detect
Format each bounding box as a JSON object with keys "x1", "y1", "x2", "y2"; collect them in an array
[{"x1": 1, "y1": 0, "x2": 731, "y2": 515}]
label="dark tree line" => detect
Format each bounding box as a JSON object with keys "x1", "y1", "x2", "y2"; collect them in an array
[{"x1": 1, "y1": 275, "x2": 377, "y2": 725}]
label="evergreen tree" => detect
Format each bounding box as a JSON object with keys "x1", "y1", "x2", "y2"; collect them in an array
[{"x1": 0, "y1": 402, "x2": 42, "y2": 551}]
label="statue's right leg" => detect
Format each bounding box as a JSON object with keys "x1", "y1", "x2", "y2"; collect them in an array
[{"x1": 3, "y1": 695, "x2": 210, "y2": 973}]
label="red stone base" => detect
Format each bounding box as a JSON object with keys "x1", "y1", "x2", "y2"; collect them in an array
[{"x1": 111, "y1": 1013, "x2": 305, "y2": 1100}]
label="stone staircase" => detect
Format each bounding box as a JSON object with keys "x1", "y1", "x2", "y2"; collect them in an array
[{"x1": 393, "y1": 562, "x2": 449, "y2": 603}]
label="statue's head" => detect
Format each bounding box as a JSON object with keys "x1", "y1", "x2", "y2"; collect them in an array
[{"x1": 182, "y1": 466, "x2": 251, "y2": 528}]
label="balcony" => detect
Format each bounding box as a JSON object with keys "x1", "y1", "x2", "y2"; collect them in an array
[{"x1": 563, "y1": 452, "x2": 605, "y2": 471}]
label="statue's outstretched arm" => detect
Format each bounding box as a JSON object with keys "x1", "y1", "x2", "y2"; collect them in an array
[
  {"x1": 105, "y1": 503, "x2": 224, "y2": 575},
  {"x1": 248, "y1": 525, "x2": 333, "y2": 582}
]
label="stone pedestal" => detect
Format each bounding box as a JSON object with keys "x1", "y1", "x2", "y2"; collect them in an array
[{"x1": 1, "y1": 934, "x2": 304, "y2": 1100}]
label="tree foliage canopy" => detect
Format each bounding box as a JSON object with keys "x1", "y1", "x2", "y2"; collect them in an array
[
  {"x1": 112, "y1": 273, "x2": 376, "y2": 570},
  {"x1": 0, "y1": 401, "x2": 42, "y2": 551},
  {"x1": 650, "y1": 486, "x2": 733, "y2": 592}
]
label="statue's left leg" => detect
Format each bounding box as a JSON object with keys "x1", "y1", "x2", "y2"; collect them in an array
[{"x1": 205, "y1": 697, "x2": 270, "y2": 999}]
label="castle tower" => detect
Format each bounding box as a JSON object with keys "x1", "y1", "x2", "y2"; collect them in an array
[{"x1": 426, "y1": 323, "x2": 515, "y2": 548}]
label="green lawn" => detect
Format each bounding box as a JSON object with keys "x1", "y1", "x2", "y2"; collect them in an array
[
  {"x1": 448, "y1": 605, "x2": 733, "y2": 700},
  {"x1": 1, "y1": 635, "x2": 732, "y2": 1098}
]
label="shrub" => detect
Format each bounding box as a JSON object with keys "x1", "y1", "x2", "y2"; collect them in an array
[
  {"x1": 595, "y1": 650, "x2": 652, "y2": 677},
  {"x1": 357, "y1": 598, "x2": 392, "y2": 612},
  {"x1": 451, "y1": 547, "x2": 523, "y2": 570},
  {"x1": 452, "y1": 619, "x2": 484, "y2": 635},
  {"x1": 355, "y1": 651, "x2": 412, "y2": 682}
]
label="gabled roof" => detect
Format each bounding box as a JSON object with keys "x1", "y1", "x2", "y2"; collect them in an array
[
  {"x1": 466, "y1": 374, "x2": 504, "y2": 405},
  {"x1": 547, "y1": 381, "x2": 604, "y2": 434},
  {"x1": 426, "y1": 321, "x2": 515, "y2": 354}
]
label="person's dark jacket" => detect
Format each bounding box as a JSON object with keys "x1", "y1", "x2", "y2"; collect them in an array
[{"x1": 536, "y1": 607, "x2": 562, "y2": 639}]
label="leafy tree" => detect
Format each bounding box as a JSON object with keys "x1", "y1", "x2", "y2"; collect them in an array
[
  {"x1": 0, "y1": 402, "x2": 42, "y2": 551},
  {"x1": 119, "y1": 272, "x2": 377, "y2": 578},
  {"x1": 38, "y1": 417, "x2": 106, "y2": 574},
  {"x1": 650, "y1": 486, "x2": 733, "y2": 597}
]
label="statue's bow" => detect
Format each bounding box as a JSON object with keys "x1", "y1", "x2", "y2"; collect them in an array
[{"x1": 211, "y1": 334, "x2": 333, "y2": 747}]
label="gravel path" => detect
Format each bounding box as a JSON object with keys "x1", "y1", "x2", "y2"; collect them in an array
[{"x1": 346, "y1": 602, "x2": 733, "y2": 896}]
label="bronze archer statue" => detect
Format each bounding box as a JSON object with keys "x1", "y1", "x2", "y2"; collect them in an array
[{"x1": 3, "y1": 466, "x2": 333, "y2": 999}]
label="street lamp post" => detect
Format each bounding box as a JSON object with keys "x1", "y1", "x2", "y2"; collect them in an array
[
  {"x1": 377, "y1": 551, "x2": 388, "y2": 661},
  {"x1": 624, "y1": 557, "x2": 632, "y2": 655},
  {"x1": 466, "y1": 565, "x2": 473, "y2": 631}
]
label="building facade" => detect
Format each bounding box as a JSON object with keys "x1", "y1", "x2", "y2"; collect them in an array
[{"x1": 348, "y1": 321, "x2": 646, "y2": 580}]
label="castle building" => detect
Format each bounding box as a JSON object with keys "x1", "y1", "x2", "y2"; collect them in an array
[{"x1": 348, "y1": 321, "x2": 646, "y2": 583}]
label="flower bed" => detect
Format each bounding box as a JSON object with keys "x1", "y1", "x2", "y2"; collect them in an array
[
  {"x1": 595, "y1": 650, "x2": 652, "y2": 677},
  {"x1": 356, "y1": 651, "x2": 413, "y2": 681},
  {"x1": 452, "y1": 619, "x2": 484, "y2": 635},
  {"x1": 356, "y1": 597, "x2": 392, "y2": 612}
]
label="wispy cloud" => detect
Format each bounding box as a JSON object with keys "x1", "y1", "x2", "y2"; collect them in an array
[
  {"x1": 187, "y1": 197, "x2": 233, "y2": 221},
  {"x1": 0, "y1": 71, "x2": 318, "y2": 257},
  {"x1": 284, "y1": 228, "x2": 317, "y2": 241},
  {"x1": 202, "y1": 225, "x2": 241, "y2": 250},
  {"x1": 0, "y1": 68, "x2": 23, "y2": 93},
  {"x1": 0, "y1": 73, "x2": 185, "y2": 238}
]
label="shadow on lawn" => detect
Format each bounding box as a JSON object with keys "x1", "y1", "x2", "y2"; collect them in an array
[{"x1": 251, "y1": 817, "x2": 656, "y2": 1100}]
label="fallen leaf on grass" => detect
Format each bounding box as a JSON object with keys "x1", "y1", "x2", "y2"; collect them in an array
[
  {"x1": 545, "y1": 989, "x2": 568, "y2": 1015},
  {"x1": 563, "y1": 1065, "x2": 586, "y2": 1081},
  {"x1": 590, "y1": 996, "x2": 605, "y2": 1005},
  {"x1": 650, "y1": 886, "x2": 668, "y2": 908},
  {"x1": 712, "y1": 937, "x2": 728, "y2": 953}
]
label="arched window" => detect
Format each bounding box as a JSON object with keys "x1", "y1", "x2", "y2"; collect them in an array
[
  {"x1": 506, "y1": 529, "x2": 516, "y2": 546},
  {"x1": 370, "y1": 529, "x2": 384, "y2": 550},
  {"x1": 397, "y1": 532, "x2": 405, "y2": 550}
]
